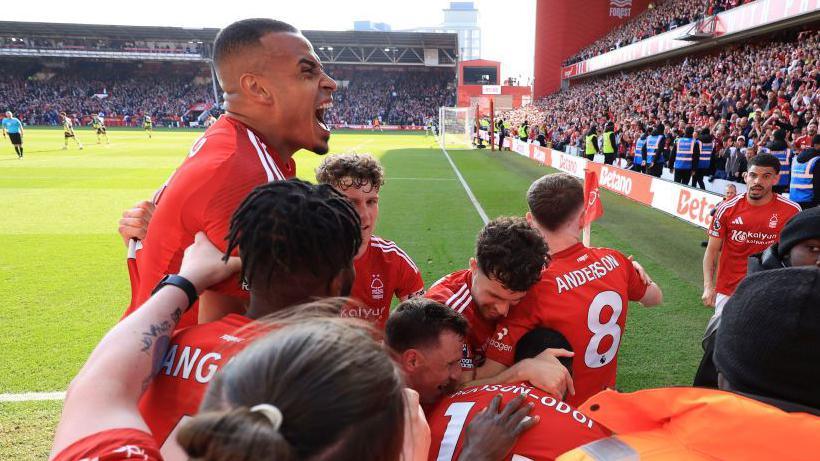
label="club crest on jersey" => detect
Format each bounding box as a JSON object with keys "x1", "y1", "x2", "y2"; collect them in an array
[
  {"x1": 496, "y1": 327, "x2": 509, "y2": 341},
  {"x1": 371, "y1": 274, "x2": 384, "y2": 300},
  {"x1": 768, "y1": 213, "x2": 779, "y2": 229}
]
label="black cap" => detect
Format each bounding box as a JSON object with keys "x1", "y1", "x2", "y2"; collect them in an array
[
  {"x1": 777, "y1": 207, "x2": 820, "y2": 259},
  {"x1": 714, "y1": 267, "x2": 820, "y2": 409}
]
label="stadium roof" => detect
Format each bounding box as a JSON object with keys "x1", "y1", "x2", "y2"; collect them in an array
[
  {"x1": 0, "y1": 21, "x2": 458, "y2": 65},
  {"x1": 0, "y1": 21, "x2": 219, "y2": 42}
]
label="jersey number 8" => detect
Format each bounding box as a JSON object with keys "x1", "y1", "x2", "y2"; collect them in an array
[{"x1": 584, "y1": 290, "x2": 623, "y2": 369}]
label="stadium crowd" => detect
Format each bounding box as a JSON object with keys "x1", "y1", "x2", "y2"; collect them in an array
[
  {"x1": 502, "y1": 30, "x2": 819, "y2": 193},
  {"x1": 326, "y1": 68, "x2": 454, "y2": 126},
  {"x1": 564, "y1": 0, "x2": 755, "y2": 66},
  {"x1": 0, "y1": 73, "x2": 213, "y2": 126},
  {"x1": 0, "y1": 65, "x2": 449, "y2": 128}
]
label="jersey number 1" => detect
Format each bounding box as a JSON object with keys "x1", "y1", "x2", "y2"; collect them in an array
[{"x1": 435, "y1": 401, "x2": 534, "y2": 461}]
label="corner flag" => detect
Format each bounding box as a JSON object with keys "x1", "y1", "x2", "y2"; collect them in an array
[{"x1": 582, "y1": 169, "x2": 604, "y2": 245}]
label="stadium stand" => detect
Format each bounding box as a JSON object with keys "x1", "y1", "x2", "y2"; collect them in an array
[
  {"x1": 563, "y1": 0, "x2": 755, "y2": 66},
  {"x1": 326, "y1": 67, "x2": 455, "y2": 126},
  {"x1": 505, "y1": 28, "x2": 819, "y2": 180},
  {"x1": 0, "y1": 61, "x2": 213, "y2": 127},
  {"x1": 0, "y1": 21, "x2": 458, "y2": 128}
]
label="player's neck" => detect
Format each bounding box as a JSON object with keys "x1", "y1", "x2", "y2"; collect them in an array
[
  {"x1": 246, "y1": 285, "x2": 329, "y2": 319},
  {"x1": 543, "y1": 231, "x2": 582, "y2": 254},
  {"x1": 745, "y1": 191, "x2": 775, "y2": 207},
  {"x1": 224, "y1": 111, "x2": 296, "y2": 160}
]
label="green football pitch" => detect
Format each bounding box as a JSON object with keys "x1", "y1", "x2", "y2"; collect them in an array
[{"x1": 0, "y1": 127, "x2": 712, "y2": 459}]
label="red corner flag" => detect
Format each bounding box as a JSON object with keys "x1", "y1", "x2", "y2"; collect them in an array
[
  {"x1": 583, "y1": 169, "x2": 604, "y2": 226},
  {"x1": 583, "y1": 169, "x2": 604, "y2": 246}
]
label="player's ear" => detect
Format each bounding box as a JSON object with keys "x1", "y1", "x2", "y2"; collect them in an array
[
  {"x1": 239, "y1": 73, "x2": 273, "y2": 104},
  {"x1": 402, "y1": 349, "x2": 422, "y2": 371},
  {"x1": 469, "y1": 257, "x2": 478, "y2": 272}
]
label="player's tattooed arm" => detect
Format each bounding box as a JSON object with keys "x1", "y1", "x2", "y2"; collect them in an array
[
  {"x1": 139, "y1": 307, "x2": 183, "y2": 392},
  {"x1": 51, "y1": 233, "x2": 240, "y2": 458}
]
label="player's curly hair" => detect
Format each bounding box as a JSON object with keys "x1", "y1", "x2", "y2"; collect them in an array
[
  {"x1": 475, "y1": 216, "x2": 549, "y2": 292},
  {"x1": 224, "y1": 179, "x2": 361, "y2": 291},
  {"x1": 315, "y1": 153, "x2": 385, "y2": 192}
]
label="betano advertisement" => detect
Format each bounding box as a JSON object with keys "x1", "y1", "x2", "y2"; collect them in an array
[{"x1": 495, "y1": 135, "x2": 723, "y2": 230}]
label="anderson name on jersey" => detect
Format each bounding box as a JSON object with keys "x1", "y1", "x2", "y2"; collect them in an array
[{"x1": 486, "y1": 244, "x2": 647, "y2": 407}]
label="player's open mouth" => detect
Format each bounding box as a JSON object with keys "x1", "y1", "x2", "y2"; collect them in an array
[{"x1": 315, "y1": 101, "x2": 332, "y2": 132}]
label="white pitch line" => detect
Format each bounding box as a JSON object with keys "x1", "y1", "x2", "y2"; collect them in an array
[
  {"x1": 0, "y1": 391, "x2": 66, "y2": 402},
  {"x1": 386, "y1": 177, "x2": 456, "y2": 181},
  {"x1": 439, "y1": 146, "x2": 490, "y2": 225}
]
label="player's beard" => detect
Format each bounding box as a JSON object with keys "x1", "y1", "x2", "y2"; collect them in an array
[{"x1": 748, "y1": 185, "x2": 768, "y2": 200}]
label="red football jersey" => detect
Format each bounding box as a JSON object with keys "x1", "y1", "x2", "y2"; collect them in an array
[
  {"x1": 794, "y1": 134, "x2": 812, "y2": 152},
  {"x1": 139, "y1": 314, "x2": 253, "y2": 453},
  {"x1": 709, "y1": 194, "x2": 801, "y2": 296},
  {"x1": 123, "y1": 116, "x2": 296, "y2": 329},
  {"x1": 427, "y1": 382, "x2": 609, "y2": 461},
  {"x1": 53, "y1": 428, "x2": 161, "y2": 461},
  {"x1": 342, "y1": 236, "x2": 424, "y2": 329},
  {"x1": 425, "y1": 270, "x2": 496, "y2": 373},
  {"x1": 485, "y1": 244, "x2": 647, "y2": 407}
]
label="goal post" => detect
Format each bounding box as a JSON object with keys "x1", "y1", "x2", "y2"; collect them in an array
[{"x1": 438, "y1": 106, "x2": 475, "y2": 149}]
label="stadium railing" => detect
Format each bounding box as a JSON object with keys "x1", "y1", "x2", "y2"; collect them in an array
[{"x1": 479, "y1": 131, "x2": 741, "y2": 230}]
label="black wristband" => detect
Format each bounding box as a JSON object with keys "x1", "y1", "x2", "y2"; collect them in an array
[{"x1": 152, "y1": 274, "x2": 198, "y2": 308}]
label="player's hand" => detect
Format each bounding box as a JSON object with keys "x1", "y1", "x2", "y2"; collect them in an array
[
  {"x1": 178, "y1": 232, "x2": 241, "y2": 293},
  {"x1": 702, "y1": 286, "x2": 717, "y2": 308},
  {"x1": 457, "y1": 394, "x2": 538, "y2": 461},
  {"x1": 118, "y1": 200, "x2": 155, "y2": 245},
  {"x1": 628, "y1": 255, "x2": 653, "y2": 285},
  {"x1": 516, "y1": 349, "x2": 575, "y2": 400},
  {"x1": 401, "y1": 388, "x2": 431, "y2": 461}
]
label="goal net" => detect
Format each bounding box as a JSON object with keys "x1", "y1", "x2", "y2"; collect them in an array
[{"x1": 438, "y1": 106, "x2": 475, "y2": 149}]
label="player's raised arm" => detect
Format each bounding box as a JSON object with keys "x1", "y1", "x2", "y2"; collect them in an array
[{"x1": 50, "y1": 233, "x2": 240, "y2": 458}]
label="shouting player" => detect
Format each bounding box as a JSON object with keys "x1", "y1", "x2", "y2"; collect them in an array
[
  {"x1": 118, "y1": 18, "x2": 338, "y2": 330},
  {"x1": 702, "y1": 153, "x2": 801, "y2": 324},
  {"x1": 60, "y1": 112, "x2": 83, "y2": 150},
  {"x1": 138, "y1": 179, "x2": 361, "y2": 460},
  {"x1": 316, "y1": 153, "x2": 424, "y2": 329},
  {"x1": 2, "y1": 110, "x2": 24, "y2": 159},
  {"x1": 481, "y1": 173, "x2": 663, "y2": 407},
  {"x1": 92, "y1": 113, "x2": 109, "y2": 144}
]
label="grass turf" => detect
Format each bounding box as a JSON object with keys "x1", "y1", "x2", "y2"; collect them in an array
[{"x1": 0, "y1": 127, "x2": 710, "y2": 458}]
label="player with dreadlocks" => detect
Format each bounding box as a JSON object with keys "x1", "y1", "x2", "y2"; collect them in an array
[{"x1": 137, "y1": 178, "x2": 361, "y2": 460}]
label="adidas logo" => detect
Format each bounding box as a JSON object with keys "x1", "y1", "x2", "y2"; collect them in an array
[
  {"x1": 731, "y1": 216, "x2": 744, "y2": 225},
  {"x1": 220, "y1": 334, "x2": 243, "y2": 343}
]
